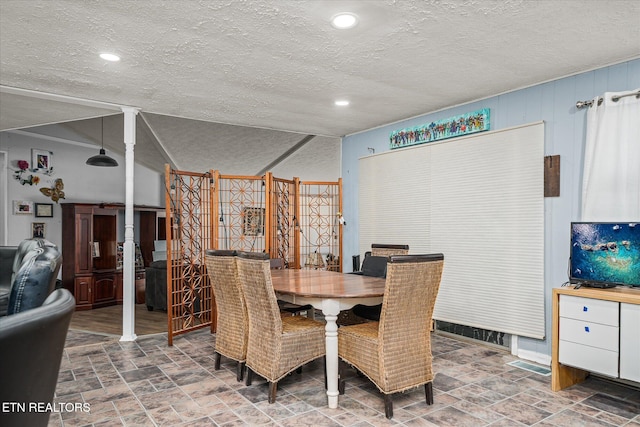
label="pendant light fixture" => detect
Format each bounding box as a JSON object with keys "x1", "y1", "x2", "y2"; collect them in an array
[{"x1": 86, "y1": 117, "x2": 119, "y2": 167}]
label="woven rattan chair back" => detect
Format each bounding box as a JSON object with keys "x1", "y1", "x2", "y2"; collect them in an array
[
  {"x1": 338, "y1": 253, "x2": 444, "y2": 419},
  {"x1": 236, "y1": 252, "x2": 284, "y2": 376},
  {"x1": 204, "y1": 250, "x2": 248, "y2": 381},
  {"x1": 370, "y1": 244, "x2": 409, "y2": 257},
  {"x1": 378, "y1": 254, "x2": 444, "y2": 391},
  {"x1": 236, "y1": 251, "x2": 326, "y2": 403}
]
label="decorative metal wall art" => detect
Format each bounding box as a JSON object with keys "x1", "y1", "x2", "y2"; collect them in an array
[{"x1": 40, "y1": 178, "x2": 65, "y2": 203}]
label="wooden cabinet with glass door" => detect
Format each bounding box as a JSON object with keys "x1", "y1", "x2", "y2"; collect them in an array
[{"x1": 62, "y1": 203, "x2": 162, "y2": 310}]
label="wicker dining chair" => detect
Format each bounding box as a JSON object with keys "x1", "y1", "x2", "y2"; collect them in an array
[
  {"x1": 338, "y1": 253, "x2": 444, "y2": 419},
  {"x1": 347, "y1": 244, "x2": 410, "y2": 323},
  {"x1": 204, "y1": 249, "x2": 248, "y2": 382},
  {"x1": 236, "y1": 251, "x2": 326, "y2": 403},
  {"x1": 271, "y1": 258, "x2": 314, "y2": 316},
  {"x1": 370, "y1": 243, "x2": 409, "y2": 257}
]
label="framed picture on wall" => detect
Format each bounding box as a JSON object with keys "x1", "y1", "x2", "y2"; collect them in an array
[
  {"x1": 13, "y1": 200, "x2": 33, "y2": 215},
  {"x1": 243, "y1": 207, "x2": 265, "y2": 236},
  {"x1": 35, "y1": 203, "x2": 54, "y2": 217},
  {"x1": 32, "y1": 222, "x2": 46, "y2": 238},
  {"x1": 31, "y1": 148, "x2": 53, "y2": 174}
]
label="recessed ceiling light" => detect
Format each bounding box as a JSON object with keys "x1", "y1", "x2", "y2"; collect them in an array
[
  {"x1": 331, "y1": 13, "x2": 358, "y2": 29},
  {"x1": 99, "y1": 53, "x2": 121, "y2": 62},
  {"x1": 335, "y1": 100, "x2": 350, "y2": 106}
]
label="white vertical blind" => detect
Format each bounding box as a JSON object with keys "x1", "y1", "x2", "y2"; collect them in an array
[{"x1": 359, "y1": 122, "x2": 545, "y2": 339}]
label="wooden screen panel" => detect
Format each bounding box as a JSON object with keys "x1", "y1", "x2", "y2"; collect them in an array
[
  {"x1": 212, "y1": 173, "x2": 267, "y2": 253},
  {"x1": 270, "y1": 175, "x2": 297, "y2": 268},
  {"x1": 297, "y1": 179, "x2": 342, "y2": 272},
  {"x1": 165, "y1": 166, "x2": 213, "y2": 345}
]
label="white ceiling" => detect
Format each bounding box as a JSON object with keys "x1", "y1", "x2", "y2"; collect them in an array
[{"x1": 1, "y1": 0, "x2": 639, "y2": 172}]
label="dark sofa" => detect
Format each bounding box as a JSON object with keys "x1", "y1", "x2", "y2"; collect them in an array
[
  {"x1": 0, "y1": 245, "x2": 17, "y2": 315},
  {"x1": 145, "y1": 260, "x2": 167, "y2": 311}
]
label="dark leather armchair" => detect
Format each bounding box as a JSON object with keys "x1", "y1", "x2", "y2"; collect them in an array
[
  {"x1": 1, "y1": 238, "x2": 59, "y2": 316},
  {"x1": 0, "y1": 288, "x2": 76, "y2": 427},
  {"x1": 7, "y1": 243, "x2": 62, "y2": 316}
]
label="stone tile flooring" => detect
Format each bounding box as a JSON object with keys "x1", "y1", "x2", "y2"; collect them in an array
[{"x1": 47, "y1": 329, "x2": 640, "y2": 426}]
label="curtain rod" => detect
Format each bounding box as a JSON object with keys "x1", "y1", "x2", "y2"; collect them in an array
[{"x1": 576, "y1": 90, "x2": 640, "y2": 109}]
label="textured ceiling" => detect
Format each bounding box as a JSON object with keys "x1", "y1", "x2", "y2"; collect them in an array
[{"x1": 1, "y1": 0, "x2": 639, "y2": 172}]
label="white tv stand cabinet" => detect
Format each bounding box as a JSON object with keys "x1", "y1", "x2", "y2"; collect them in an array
[{"x1": 551, "y1": 286, "x2": 640, "y2": 391}]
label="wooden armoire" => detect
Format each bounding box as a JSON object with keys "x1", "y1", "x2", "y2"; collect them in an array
[{"x1": 61, "y1": 203, "x2": 164, "y2": 310}]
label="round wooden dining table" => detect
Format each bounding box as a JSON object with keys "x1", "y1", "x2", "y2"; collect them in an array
[{"x1": 270, "y1": 268, "x2": 385, "y2": 409}]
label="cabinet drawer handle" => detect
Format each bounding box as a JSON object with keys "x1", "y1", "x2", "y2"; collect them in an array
[
  {"x1": 583, "y1": 306, "x2": 588, "y2": 312},
  {"x1": 584, "y1": 326, "x2": 590, "y2": 332}
]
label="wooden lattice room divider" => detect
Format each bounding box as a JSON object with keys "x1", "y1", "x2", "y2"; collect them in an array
[
  {"x1": 297, "y1": 180, "x2": 343, "y2": 272},
  {"x1": 165, "y1": 166, "x2": 214, "y2": 345},
  {"x1": 212, "y1": 172, "x2": 267, "y2": 253},
  {"x1": 269, "y1": 174, "x2": 298, "y2": 268},
  {"x1": 165, "y1": 166, "x2": 341, "y2": 344}
]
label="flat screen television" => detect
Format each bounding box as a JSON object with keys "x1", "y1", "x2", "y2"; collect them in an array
[{"x1": 570, "y1": 222, "x2": 640, "y2": 288}]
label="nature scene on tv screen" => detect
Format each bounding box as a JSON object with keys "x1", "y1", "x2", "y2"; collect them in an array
[{"x1": 571, "y1": 222, "x2": 640, "y2": 286}]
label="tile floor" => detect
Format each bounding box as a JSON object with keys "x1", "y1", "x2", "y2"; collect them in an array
[{"x1": 47, "y1": 329, "x2": 640, "y2": 426}]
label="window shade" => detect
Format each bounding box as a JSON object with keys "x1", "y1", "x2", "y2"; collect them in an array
[{"x1": 359, "y1": 122, "x2": 545, "y2": 339}]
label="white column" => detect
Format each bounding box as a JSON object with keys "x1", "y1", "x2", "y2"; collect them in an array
[{"x1": 120, "y1": 106, "x2": 140, "y2": 342}]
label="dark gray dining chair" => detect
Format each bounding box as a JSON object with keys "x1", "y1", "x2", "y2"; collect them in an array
[{"x1": 352, "y1": 244, "x2": 409, "y2": 321}]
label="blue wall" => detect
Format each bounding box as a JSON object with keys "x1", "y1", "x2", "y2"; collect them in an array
[{"x1": 341, "y1": 59, "x2": 640, "y2": 358}]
